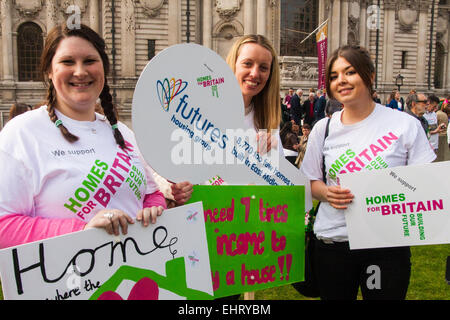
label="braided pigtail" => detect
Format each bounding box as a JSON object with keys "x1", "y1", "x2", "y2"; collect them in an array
[
  {"x1": 100, "y1": 80, "x2": 126, "y2": 149},
  {"x1": 46, "y1": 81, "x2": 79, "y2": 143}
]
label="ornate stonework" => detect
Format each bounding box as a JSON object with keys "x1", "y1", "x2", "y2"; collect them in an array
[
  {"x1": 14, "y1": 0, "x2": 44, "y2": 17},
  {"x1": 280, "y1": 57, "x2": 318, "y2": 82},
  {"x1": 215, "y1": 0, "x2": 241, "y2": 21},
  {"x1": 57, "y1": 0, "x2": 87, "y2": 14},
  {"x1": 397, "y1": 8, "x2": 418, "y2": 31},
  {"x1": 138, "y1": 0, "x2": 164, "y2": 18}
]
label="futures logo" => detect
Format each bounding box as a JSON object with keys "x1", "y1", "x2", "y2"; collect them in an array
[{"x1": 156, "y1": 78, "x2": 188, "y2": 112}]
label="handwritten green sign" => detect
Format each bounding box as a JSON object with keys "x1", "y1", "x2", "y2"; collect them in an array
[{"x1": 188, "y1": 185, "x2": 305, "y2": 298}]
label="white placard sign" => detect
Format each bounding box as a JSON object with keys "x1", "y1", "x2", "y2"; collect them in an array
[
  {"x1": 0, "y1": 202, "x2": 213, "y2": 300},
  {"x1": 340, "y1": 161, "x2": 450, "y2": 250},
  {"x1": 132, "y1": 43, "x2": 312, "y2": 210}
]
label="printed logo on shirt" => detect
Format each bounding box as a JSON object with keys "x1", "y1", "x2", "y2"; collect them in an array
[
  {"x1": 62, "y1": 140, "x2": 147, "y2": 221},
  {"x1": 327, "y1": 132, "x2": 398, "y2": 180}
]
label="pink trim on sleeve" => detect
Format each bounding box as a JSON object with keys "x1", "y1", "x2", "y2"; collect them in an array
[
  {"x1": 142, "y1": 191, "x2": 167, "y2": 210},
  {"x1": 0, "y1": 214, "x2": 86, "y2": 249}
]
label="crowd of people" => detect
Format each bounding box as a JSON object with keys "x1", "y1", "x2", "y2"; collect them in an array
[
  {"x1": 0, "y1": 23, "x2": 448, "y2": 301},
  {"x1": 280, "y1": 84, "x2": 450, "y2": 168},
  {"x1": 280, "y1": 87, "x2": 343, "y2": 168}
]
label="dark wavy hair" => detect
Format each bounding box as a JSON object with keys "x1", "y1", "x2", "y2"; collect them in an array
[
  {"x1": 325, "y1": 45, "x2": 375, "y2": 101},
  {"x1": 40, "y1": 24, "x2": 125, "y2": 148}
]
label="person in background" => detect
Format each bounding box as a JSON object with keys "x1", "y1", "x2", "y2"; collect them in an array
[
  {"x1": 424, "y1": 94, "x2": 443, "y2": 156},
  {"x1": 290, "y1": 88, "x2": 303, "y2": 125},
  {"x1": 283, "y1": 88, "x2": 294, "y2": 109},
  {"x1": 302, "y1": 92, "x2": 316, "y2": 126},
  {"x1": 301, "y1": 44, "x2": 435, "y2": 300},
  {"x1": 405, "y1": 93, "x2": 429, "y2": 134},
  {"x1": 8, "y1": 103, "x2": 32, "y2": 121},
  {"x1": 429, "y1": 94, "x2": 450, "y2": 161},
  {"x1": 314, "y1": 89, "x2": 327, "y2": 124},
  {"x1": 372, "y1": 90, "x2": 381, "y2": 104},
  {"x1": 0, "y1": 24, "x2": 193, "y2": 249},
  {"x1": 294, "y1": 123, "x2": 311, "y2": 169},
  {"x1": 280, "y1": 121, "x2": 300, "y2": 166},
  {"x1": 325, "y1": 99, "x2": 343, "y2": 117},
  {"x1": 387, "y1": 90, "x2": 403, "y2": 111},
  {"x1": 280, "y1": 96, "x2": 290, "y2": 126}
]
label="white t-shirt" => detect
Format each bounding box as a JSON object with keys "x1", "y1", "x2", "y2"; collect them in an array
[
  {"x1": 423, "y1": 111, "x2": 439, "y2": 150},
  {"x1": 0, "y1": 106, "x2": 159, "y2": 222},
  {"x1": 301, "y1": 104, "x2": 436, "y2": 241}
]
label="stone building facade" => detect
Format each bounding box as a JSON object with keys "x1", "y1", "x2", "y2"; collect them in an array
[{"x1": 0, "y1": 0, "x2": 449, "y2": 128}]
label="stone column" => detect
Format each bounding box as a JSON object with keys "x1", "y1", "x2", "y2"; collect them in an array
[
  {"x1": 244, "y1": 0, "x2": 254, "y2": 34},
  {"x1": 359, "y1": 1, "x2": 368, "y2": 47},
  {"x1": 1, "y1": 0, "x2": 14, "y2": 83},
  {"x1": 89, "y1": 0, "x2": 100, "y2": 34},
  {"x1": 416, "y1": 3, "x2": 429, "y2": 86},
  {"x1": 121, "y1": 0, "x2": 136, "y2": 77},
  {"x1": 445, "y1": 13, "x2": 450, "y2": 90},
  {"x1": 340, "y1": 0, "x2": 349, "y2": 45},
  {"x1": 382, "y1": 1, "x2": 396, "y2": 83},
  {"x1": 256, "y1": 0, "x2": 267, "y2": 36},
  {"x1": 46, "y1": 0, "x2": 57, "y2": 32},
  {"x1": 203, "y1": 0, "x2": 212, "y2": 48},
  {"x1": 330, "y1": 0, "x2": 341, "y2": 53},
  {"x1": 168, "y1": 0, "x2": 181, "y2": 46}
]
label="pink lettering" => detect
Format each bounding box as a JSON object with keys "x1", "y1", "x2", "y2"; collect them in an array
[
  {"x1": 381, "y1": 205, "x2": 390, "y2": 215},
  {"x1": 383, "y1": 132, "x2": 399, "y2": 146},
  {"x1": 216, "y1": 231, "x2": 265, "y2": 256},
  {"x1": 94, "y1": 188, "x2": 111, "y2": 207},
  {"x1": 392, "y1": 204, "x2": 401, "y2": 214},
  {"x1": 271, "y1": 230, "x2": 286, "y2": 252},
  {"x1": 241, "y1": 263, "x2": 276, "y2": 285},
  {"x1": 345, "y1": 161, "x2": 361, "y2": 173},
  {"x1": 369, "y1": 144, "x2": 384, "y2": 157},
  {"x1": 359, "y1": 149, "x2": 372, "y2": 162},
  {"x1": 103, "y1": 175, "x2": 121, "y2": 195}
]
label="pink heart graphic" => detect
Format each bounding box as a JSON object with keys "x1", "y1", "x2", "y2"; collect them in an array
[{"x1": 97, "y1": 277, "x2": 159, "y2": 300}]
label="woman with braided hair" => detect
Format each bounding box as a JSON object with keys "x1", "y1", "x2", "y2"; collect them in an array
[{"x1": 0, "y1": 24, "x2": 193, "y2": 248}]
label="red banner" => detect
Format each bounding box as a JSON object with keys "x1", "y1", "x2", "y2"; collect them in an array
[{"x1": 316, "y1": 23, "x2": 328, "y2": 90}]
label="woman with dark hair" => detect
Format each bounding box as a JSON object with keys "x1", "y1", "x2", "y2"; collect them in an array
[
  {"x1": 0, "y1": 24, "x2": 192, "y2": 249},
  {"x1": 387, "y1": 90, "x2": 403, "y2": 111},
  {"x1": 301, "y1": 45, "x2": 435, "y2": 300},
  {"x1": 279, "y1": 121, "x2": 299, "y2": 165}
]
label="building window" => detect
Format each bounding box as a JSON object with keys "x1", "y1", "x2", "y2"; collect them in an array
[
  {"x1": 17, "y1": 22, "x2": 43, "y2": 81},
  {"x1": 434, "y1": 42, "x2": 445, "y2": 89},
  {"x1": 401, "y1": 51, "x2": 407, "y2": 69},
  {"x1": 148, "y1": 40, "x2": 156, "y2": 61},
  {"x1": 280, "y1": 0, "x2": 318, "y2": 57}
]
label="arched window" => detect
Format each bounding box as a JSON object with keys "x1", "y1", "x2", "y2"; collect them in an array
[
  {"x1": 17, "y1": 22, "x2": 43, "y2": 81},
  {"x1": 280, "y1": 0, "x2": 318, "y2": 57}
]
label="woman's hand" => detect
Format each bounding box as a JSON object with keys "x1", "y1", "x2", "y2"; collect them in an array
[
  {"x1": 311, "y1": 180, "x2": 354, "y2": 210},
  {"x1": 325, "y1": 185, "x2": 354, "y2": 210},
  {"x1": 136, "y1": 206, "x2": 164, "y2": 226},
  {"x1": 84, "y1": 209, "x2": 134, "y2": 236},
  {"x1": 171, "y1": 181, "x2": 193, "y2": 205}
]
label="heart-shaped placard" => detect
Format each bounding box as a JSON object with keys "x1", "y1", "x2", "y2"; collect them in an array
[{"x1": 132, "y1": 44, "x2": 311, "y2": 210}]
